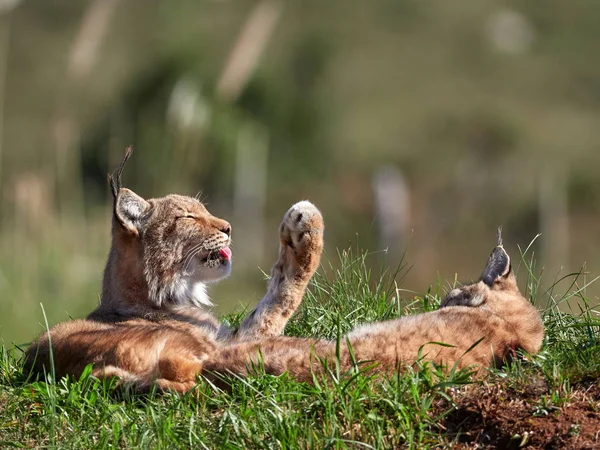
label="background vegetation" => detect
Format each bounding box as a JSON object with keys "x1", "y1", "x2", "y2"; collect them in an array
[{"x1": 0, "y1": 0, "x2": 599, "y2": 348}]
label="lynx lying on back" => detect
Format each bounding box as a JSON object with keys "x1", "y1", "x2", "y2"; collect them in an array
[
  {"x1": 25, "y1": 149, "x2": 544, "y2": 392},
  {"x1": 207, "y1": 237, "x2": 545, "y2": 383}
]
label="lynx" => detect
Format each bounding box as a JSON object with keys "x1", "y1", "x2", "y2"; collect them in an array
[
  {"x1": 25, "y1": 148, "x2": 324, "y2": 392},
  {"x1": 25, "y1": 149, "x2": 544, "y2": 392},
  {"x1": 205, "y1": 235, "x2": 545, "y2": 383}
]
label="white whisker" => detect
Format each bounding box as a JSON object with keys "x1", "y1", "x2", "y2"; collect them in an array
[{"x1": 182, "y1": 243, "x2": 205, "y2": 273}]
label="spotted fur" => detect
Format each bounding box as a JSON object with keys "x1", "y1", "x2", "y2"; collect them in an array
[
  {"x1": 24, "y1": 150, "x2": 324, "y2": 392},
  {"x1": 24, "y1": 150, "x2": 543, "y2": 392},
  {"x1": 204, "y1": 243, "x2": 545, "y2": 384}
]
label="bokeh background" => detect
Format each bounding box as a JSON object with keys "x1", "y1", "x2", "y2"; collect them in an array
[{"x1": 1, "y1": 0, "x2": 599, "y2": 345}]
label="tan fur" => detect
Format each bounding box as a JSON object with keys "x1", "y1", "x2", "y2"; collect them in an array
[
  {"x1": 24, "y1": 151, "x2": 324, "y2": 391},
  {"x1": 24, "y1": 151, "x2": 544, "y2": 392},
  {"x1": 205, "y1": 266, "x2": 545, "y2": 384}
]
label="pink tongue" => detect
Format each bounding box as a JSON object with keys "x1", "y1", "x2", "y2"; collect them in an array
[{"x1": 219, "y1": 246, "x2": 232, "y2": 260}]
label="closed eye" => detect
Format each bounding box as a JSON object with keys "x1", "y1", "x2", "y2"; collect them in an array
[{"x1": 178, "y1": 215, "x2": 198, "y2": 220}]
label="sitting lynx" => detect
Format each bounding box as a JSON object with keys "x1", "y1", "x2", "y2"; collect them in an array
[
  {"x1": 25, "y1": 148, "x2": 325, "y2": 392},
  {"x1": 25, "y1": 149, "x2": 544, "y2": 392}
]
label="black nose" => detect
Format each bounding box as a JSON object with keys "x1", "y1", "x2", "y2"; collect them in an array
[{"x1": 221, "y1": 224, "x2": 232, "y2": 236}]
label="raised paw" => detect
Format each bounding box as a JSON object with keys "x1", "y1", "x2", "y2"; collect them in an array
[
  {"x1": 234, "y1": 201, "x2": 325, "y2": 339},
  {"x1": 279, "y1": 201, "x2": 324, "y2": 259}
]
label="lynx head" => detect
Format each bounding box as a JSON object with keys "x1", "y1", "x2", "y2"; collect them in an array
[
  {"x1": 440, "y1": 228, "x2": 519, "y2": 311},
  {"x1": 102, "y1": 148, "x2": 232, "y2": 311},
  {"x1": 440, "y1": 228, "x2": 545, "y2": 355}
]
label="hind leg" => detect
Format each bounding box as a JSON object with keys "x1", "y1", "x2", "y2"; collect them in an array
[
  {"x1": 235, "y1": 201, "x2": 324, "y2": 340},
  {"x1": 91, "y1": 365, "x2": 142, "y2": 390},
  {"x1": 153, "y1": 378, "x2": 199, "y2": 393}
]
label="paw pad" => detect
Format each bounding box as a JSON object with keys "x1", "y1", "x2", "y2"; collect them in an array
[{"x1": 280, "y1": 201, "x2": 324, "y2": 251}]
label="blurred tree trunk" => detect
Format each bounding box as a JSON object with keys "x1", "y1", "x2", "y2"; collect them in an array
[
  {"x1": 539, "y1": 167, "x2": 569, "y2": 280},
  {"x1": 0, "y1": 8, "x2": 13, "y2": 224},
  {"x1": 54, "y1": 0, "x2": 120, "y2": 220},
  {"x1": 216, "y1": 0, "x2": 282, "y2": 269},
  {"x1": 216, "y1": 0, "x2": 283, "y2": 104},
  {"x1": 373, "y1": 166, "x2": 410, "y2": 266},
  {"x1": 233, "y1": 122, "x2": 269, "y2": 267}
]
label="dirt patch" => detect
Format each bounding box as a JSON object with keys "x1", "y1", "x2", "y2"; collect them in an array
[{"x1": 440, "y1": 380, "x2": 600, "y2": 449}]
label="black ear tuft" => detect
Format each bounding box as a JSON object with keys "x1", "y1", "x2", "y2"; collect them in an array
[
  {"x1": 480, "y1": 245, "x2": 511, "y2": 287},
  {"x1": 107, "y1": 147, "x2": 148, "y2": 234},
  {"x1": 108, "y1": 146, "x2": 134, "y2": 199}
]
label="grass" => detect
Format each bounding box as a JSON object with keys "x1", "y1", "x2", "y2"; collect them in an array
[{"x1": 0, "y1": 248, "x2": 599, "y2": 449}]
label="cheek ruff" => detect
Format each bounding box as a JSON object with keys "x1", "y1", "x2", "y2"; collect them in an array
[{"x1": 145, "y1": 235, "x2": 233, "y2": 307}]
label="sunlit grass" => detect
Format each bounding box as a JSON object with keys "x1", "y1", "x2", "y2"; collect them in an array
[{"x1": 0, "y1": 248, "x2": 599, "y2": 448}]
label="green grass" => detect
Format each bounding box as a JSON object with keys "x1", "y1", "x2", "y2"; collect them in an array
[{"x1": 0, "y1": 248, "x2": 599, "y2": 449}]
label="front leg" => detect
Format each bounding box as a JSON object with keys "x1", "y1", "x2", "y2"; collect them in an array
[{"x1": 235, "y1": 201, "x2": 324, "y2": 340}]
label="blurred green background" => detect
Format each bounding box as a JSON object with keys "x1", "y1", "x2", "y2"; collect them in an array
[{"x1": 1, "y1": 0, "x2": 600, "y2": 345}]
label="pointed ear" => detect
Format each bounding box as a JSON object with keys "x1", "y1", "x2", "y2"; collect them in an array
[
  {"x1": 114, "y1": 188, "x2": 151, "y2": 235},
  {"x1": 107, "y1": 146, "x2": 149, "y2": 234},
  {"x1": 480, "y1": 245, "x2": 511, "y2": 287}
]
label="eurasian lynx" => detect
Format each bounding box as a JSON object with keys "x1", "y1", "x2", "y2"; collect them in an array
[{"x1": 25, "y1": 149, "x2": 544, "y2": 392}]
